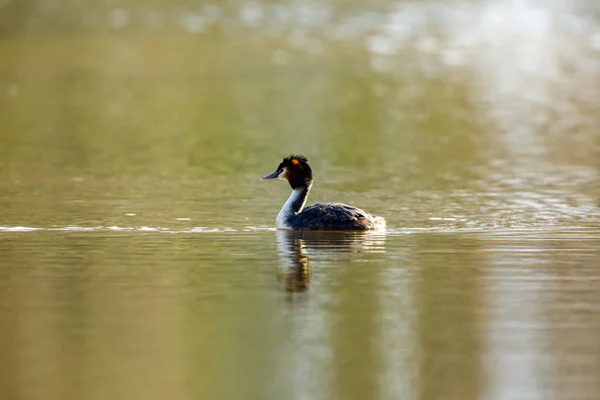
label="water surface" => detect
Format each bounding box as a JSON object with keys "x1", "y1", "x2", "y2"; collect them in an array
[{"x1": 1, "y1": 1, "x2": 599, "y2": 399}]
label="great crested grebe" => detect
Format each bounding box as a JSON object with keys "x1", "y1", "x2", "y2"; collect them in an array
[{"x1": 261, "y1": 155, "x2": 386, "y2": 231}]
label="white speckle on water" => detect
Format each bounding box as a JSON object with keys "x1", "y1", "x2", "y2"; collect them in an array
[
  {"x1": 240, "y1": 1, "x2": 263, "y2": 28},
  {"x1": 366, "y1": 35, "x2": 397, "y2": 55},
  {"x1": 49, "y1": 226, "x2": 96, "y2": 231},
  {"x1": 0, "y1": 225, "x2": 247, "y2": 233},
  {"x1": 442, "y1": 49, "x2": 463, "y2": 66},
  {"x1": 0, "y1": 226, "x2": 42, "y2": 232},
  {"x1": 126, "y1": 213, "x2": 136, "y2": 216},
  {"x1": 190, "y1": 227, "x2": 221, "y2": 233},
  {"x1": 108, "y1": 226, "x2": 132, "y2": 231},
  {"x1": 108, "y1": 9, "x2": 130, "y2": 29},
  {"x1": 182, "y1": 14, "x2": 206, "y2": 34},
  {"x1": 243, "y1": 226, "x2": 277, "y2": 232},
  {"x1": 176, "y1": 218, "x2": 191, "y2": 221},
  {"x1": 137, "y1": 226, "x2": 158, "y2": 231}
]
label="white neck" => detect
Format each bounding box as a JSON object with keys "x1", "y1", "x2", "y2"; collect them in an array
[{"x1": 276, "y1": 188, "x2": 308, "y2": 229}]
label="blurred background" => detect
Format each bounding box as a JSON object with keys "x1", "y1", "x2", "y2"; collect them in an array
[
  {"x1": 1, "y1": 1, "x2": 599, "y2": 399},
  {"x1": 1, "y1": 0, "x2": 599, "y2": 229}
]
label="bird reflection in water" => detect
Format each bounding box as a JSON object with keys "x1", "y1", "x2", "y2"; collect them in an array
[
  {"x1": 276, "y1": 230, "x2": 386, "y2": 297},
  {"x1": 277, "y1": 230, "x2": 312, "y2": 294}
]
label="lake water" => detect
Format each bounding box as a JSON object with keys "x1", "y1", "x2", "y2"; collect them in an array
[{"x1": 1, "y1": 1, "x2": 599, "y2": 399}]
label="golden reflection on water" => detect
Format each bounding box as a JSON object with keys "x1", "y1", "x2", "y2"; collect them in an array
[{"x1": 0, "y1": 230, "x2": 599, "y2": 400}]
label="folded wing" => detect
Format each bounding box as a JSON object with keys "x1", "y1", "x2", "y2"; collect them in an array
[{"x1": 292, "y1": 203, "x2": 382, "y2": 230}]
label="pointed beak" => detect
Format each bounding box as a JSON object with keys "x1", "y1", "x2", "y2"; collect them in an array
[{"x1": 260, "y1": 171, "x2": 280, "y2": 180}]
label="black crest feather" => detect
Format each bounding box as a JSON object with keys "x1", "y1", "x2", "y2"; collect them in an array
[{"x1": 283, "y1": 154, "x2": 308, "y2": 164}]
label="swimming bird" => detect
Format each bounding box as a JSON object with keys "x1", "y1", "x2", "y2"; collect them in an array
[{"x1": 261, "y1": 155, "x2": 386, "y2": 231}]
